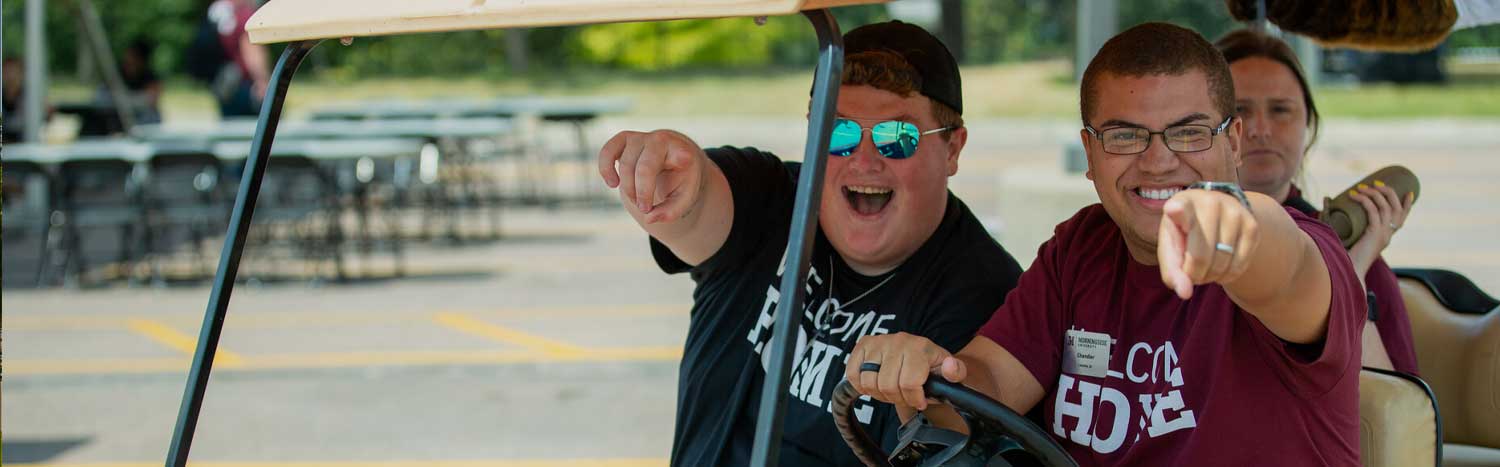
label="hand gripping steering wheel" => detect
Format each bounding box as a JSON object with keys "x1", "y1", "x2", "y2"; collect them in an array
[{"x1": 831, "y1": 379, "x2": 1078, "y2": 467}]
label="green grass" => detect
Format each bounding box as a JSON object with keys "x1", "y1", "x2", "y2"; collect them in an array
[
  {"x1": 44, "y1": 60, "x2": 1500, "y2": 123},
  {"x1": 1314, "y1": 82, "x2": 1500, "y2": 119}
]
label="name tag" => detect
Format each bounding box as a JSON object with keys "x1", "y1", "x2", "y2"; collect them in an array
[{"x1": 1062, "y1": 328, "x2": 1112, "y2": 378}]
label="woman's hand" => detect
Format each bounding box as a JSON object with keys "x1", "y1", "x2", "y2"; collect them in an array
[{"x1": 1348, "y1": 182, "x2": 1414, "y2": 283}]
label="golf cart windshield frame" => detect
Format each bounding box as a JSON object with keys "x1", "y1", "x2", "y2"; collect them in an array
[{"x1": 165, "y1": 3, "x2": 877, "y2": 467}]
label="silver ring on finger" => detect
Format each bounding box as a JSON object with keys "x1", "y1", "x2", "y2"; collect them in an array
[
  {"x1": 1214, "y1": 242, "x2": 1235, "y2": 255},
  {"x1": 1388, "y1": 223, "x2": 1398, "y2": 230}
]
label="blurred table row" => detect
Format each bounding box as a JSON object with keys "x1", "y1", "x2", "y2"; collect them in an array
[{"x1": 1, "y1": 96, "x2": 631, "y2": 289}]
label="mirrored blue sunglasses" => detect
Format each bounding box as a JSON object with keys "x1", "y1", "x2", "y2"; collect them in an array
[{"x1": 829, "y1": 118, "x2": 953, "y2": 159}]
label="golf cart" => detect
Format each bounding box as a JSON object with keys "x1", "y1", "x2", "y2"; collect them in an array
[{"x1": 162, "y1": 1, "x2": 1499, "y2": 466}]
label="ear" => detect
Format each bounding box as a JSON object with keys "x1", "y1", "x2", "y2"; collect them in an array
[
  {"x1": 944, "y1": 126, "x2": 967, "y2": 176},
  {"x1": 1227, "y1": 117, "x2": 1244, "y2": 169},
  {"x1": 1079, "y1": 128, "x2": 1095, "y2": 181}
]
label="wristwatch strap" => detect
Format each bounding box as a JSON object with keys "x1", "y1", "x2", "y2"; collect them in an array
[{"x1": 1186, "y1": 181, "x2": 1252, "y2": 209}]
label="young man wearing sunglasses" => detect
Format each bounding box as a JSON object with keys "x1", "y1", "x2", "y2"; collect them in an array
[
  {"x1": 846, "y1": 23, "x2": 1363, "y2": 465},
  {"x1": 597, "y1": 21, "x2": 1023, "y2": 467}
]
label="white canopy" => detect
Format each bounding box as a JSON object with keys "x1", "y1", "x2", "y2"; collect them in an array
[{"x1": 248, "y1": 0, "x2": 888, "y2": 44}]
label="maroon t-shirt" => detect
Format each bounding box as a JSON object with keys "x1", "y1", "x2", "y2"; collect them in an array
[
  {"x1": 978, "y1": 204, "x2": 1363, "y2": 466},
  {"x1": 1285, "y1": 185, "x2": 1420, "y2": 375},
  {"x1": 1363, "y1": 258, "x2": 1420, "y2": 375}
]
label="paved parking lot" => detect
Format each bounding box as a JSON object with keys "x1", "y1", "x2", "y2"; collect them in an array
[
  {"x1": 3, "y1": 207, "x2": 691, "y2": 466},
  {"x1": 5, "y1": 117, "x2": 1499, "y2": 466}
]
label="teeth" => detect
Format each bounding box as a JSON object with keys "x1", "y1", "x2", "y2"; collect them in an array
[
  {"x1": 847, "y1": 185, "x2": 893, "y2": 195},
  {"x1": 1137, "y1": 187, "x2": 1183, "y2": 200}
]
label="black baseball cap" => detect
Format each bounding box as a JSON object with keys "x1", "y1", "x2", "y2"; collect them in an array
[{"x1": 843, "y1": 20, "x2": 964, "y2": 114}]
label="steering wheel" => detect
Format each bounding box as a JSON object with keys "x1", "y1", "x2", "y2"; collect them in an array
[{"x1": 831, "y1": 379, "x2": 1078, "y2": 467}]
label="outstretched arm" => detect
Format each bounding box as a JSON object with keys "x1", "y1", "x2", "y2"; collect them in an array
[
  {"x1": 1158, "y1": 190, "x2": 1334, "y2": 344},
  {"x1": 598, "y1": 130, "x2": 733, "y2": 266}
]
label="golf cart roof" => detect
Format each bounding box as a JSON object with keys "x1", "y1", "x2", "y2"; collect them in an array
[{"x1": 247, "y1": 0, "x2": 889, "y2": 44}]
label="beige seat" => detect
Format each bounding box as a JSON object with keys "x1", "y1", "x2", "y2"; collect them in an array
[
  {"x1": 1397, "y1": 269, "x2": 1500, "y2": 466},
  {"x1": 1360, "y1": 368, "x2": 1440, "y2": 467}
]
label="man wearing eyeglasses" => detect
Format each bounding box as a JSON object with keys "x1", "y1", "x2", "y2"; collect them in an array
[
  {"x1": 846, "y1": 23, "x2": 1362, "y2": 466},
  {"x1": 597, "y1": 21, "x2": 1023, "y2": 467}
]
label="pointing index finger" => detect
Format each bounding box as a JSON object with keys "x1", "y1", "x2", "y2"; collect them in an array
[
  {"x1": 597, "y1": 132, "x2": 629, "y2": 188},
  {"x1": 1159, "y1": 206, "x2": 1193, "y2": 299}
]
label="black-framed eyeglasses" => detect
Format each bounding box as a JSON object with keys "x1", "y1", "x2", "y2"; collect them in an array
[{"x1": 1085, "y1": 116, "x2": 1233, "y2": 155}]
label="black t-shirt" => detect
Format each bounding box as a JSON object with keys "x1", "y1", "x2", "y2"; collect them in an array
[{"x1": 653, "y1": 146, "x2": 1024, "y2": 467}]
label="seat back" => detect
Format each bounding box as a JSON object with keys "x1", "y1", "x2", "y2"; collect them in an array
[
  {"x1": 1396, "y1": 269, "x2": 1500, "y2": 448},
  {"x1": 1359, "y1": 368, "x2": 1441, "y2": 467}
]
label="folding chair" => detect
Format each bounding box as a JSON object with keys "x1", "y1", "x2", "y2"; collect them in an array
[
  {"x1": 244, "y1": 154, "x2": 346, "y2": 283},
  {"x1": 55, "y1": 158, "x2": 147, "y2": 286},
  {"x1": 142, "y1": 143, "x2": 232, "y2": 283},
  {"x1": 1, "y1": 160, "x2": 58, "y2": 287}
]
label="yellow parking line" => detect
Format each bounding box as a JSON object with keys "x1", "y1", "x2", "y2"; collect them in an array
[
  {"x1": 7, "y1": 460, "x2": 666, "y2": 467},
  {"x1": 126, "y1": 319, "x2": 245, "y2": 367},
  {"x1": 590, "y1": 346, "x2": 684, "y2": 360},
  {"x1": 432, "y1": 312, "x2": 588, "y2": 357},
  {"x1": 1, "y1": 316, "x2": 133, "y2": 331},
  {"x1": 244, "y1": 350, "x2": 542, "y2": 370},
  {"x1": 4, "y1": 357, "x2": 191, "y2": 375},
  {"x1": 4, "y1": 345, "x2": 682, "y2": 376},
  {"x1": 4, "y1": 304, "x2": 689, "y2": 331},
  {"x1": 9, "y1": 315, "x2": 682, "y2": 376}
]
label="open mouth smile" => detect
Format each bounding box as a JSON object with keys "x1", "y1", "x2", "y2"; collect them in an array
[{"x1": 844, "y1": 185, "x2": 894, "y2": 215}]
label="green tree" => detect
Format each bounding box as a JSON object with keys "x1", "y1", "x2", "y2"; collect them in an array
[
  {"x1": 3, "y1": 0, "x2": 203, "y2": 76},
  {"x1": 1120, "y1": 0, "x2": 1239, "y2": 42},
  {"x1": 964, "y1": 0, "x2": 1073, "y2": 63}
]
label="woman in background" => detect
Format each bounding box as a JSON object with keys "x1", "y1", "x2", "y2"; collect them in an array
[{"x1": 1217, "y1": 29, "x2": 1419, "y2": 374}]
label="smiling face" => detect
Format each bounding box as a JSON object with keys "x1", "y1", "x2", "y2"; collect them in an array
[
  {"x1": 1230, "y1": 57, "x2": 1310, "y2": 203},
  {"x1": 821, "y1": 85, "x2": 965, "y2": 275},
  {"x1": 1082, "y1": 72, "x2": 1242, "y2": 262}
]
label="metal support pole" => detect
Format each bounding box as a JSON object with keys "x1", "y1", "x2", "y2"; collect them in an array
[
  {"x1": 165, "y1": 40, "x2": 323, "y2": 467},
  {"x1": 1073, "y1": 0, "x2": 1117, "y2": 82},
  {"x1": 23, "y1": 0, "x2": 46, "y2": 142},
  {"x1": 1, "y1": 4, "x2": 4, "y2": 121},
  {"x1": 749, "y1": 9, "x2": 842, "y2": 467},
  {"x1": 77, "y1": 0, "x2": 137, "y2": 132}
]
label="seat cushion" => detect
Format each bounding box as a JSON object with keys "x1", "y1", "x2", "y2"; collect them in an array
[
  {"x1": 1399, "y1": 277, "x2": 1500, "y2": 448},
  {"x1": 1360, "y1": 369, "x2": 1440, "y2": 467}
]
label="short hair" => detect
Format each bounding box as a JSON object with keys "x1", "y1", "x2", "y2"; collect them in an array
[
  {"x1": 843, "y1": 50, "x2": 964, "y2": 134},
  {"x1": 1080, "y1": 22, "x2": 1236, "y2": 126},
  {"x1": 1215, "y1": 29, "x2": 1321, "y2": 152}
]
